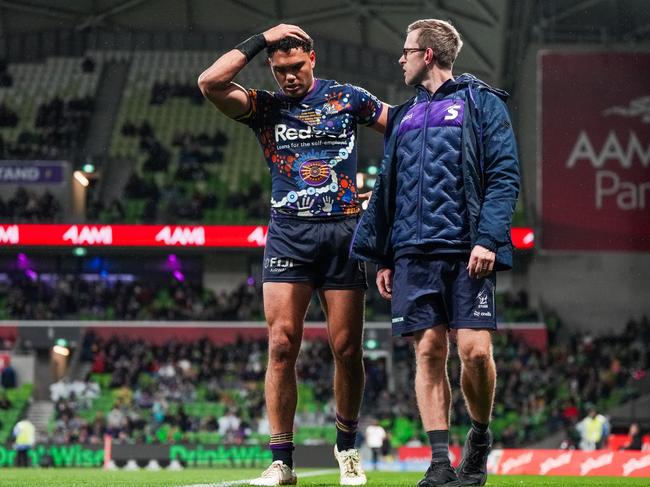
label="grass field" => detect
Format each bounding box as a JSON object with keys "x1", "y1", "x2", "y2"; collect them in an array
[{"x1": 0, "y1": 468, "x2": 648, "y2": 487}]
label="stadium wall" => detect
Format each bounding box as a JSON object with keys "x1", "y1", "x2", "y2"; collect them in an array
[
  {"x1": 513, "y1": 44, "x2": 650, "y2": 333},
  {"x1": 203, "y1": 253, "x2": 258, "y2": 294}
]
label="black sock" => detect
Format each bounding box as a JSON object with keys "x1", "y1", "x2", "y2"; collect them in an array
[
  {"x1": 426, "y1": 430, "x2": 450, "y2": 463},
  {"x1": 336, "y1": 413, "x2": 359, "y2": 451},
  {"x1": 471, "y1": 419, "x2": 489, "y2": 439},
  {"x1": 270, "y1": 432, "x2": 294, "y2": 468}
]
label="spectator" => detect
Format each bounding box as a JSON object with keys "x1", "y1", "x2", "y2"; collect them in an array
[
  {"x1": 218, "y1": 408, "x2": 241, "y2": 438},
  {"x1": 81, "y1": 57, "x2": 96, "y2": 73},
  {"x1": 12, "y1": 419, "x2": 35, "y2": 467},
  {"x1": 365, "y1": 419, "x2": 387, "y2": 470},
  {"x1": 576, "y1": 406, "x2": 610, "y2": 450},
  {"x1": 107, "y1": 404, "x2": 126, "y2": 437},
  {"x1": 620, "y1": 423, "x2": 643, "y2": 451},
  {"x1": 3, "y1": 187, "x2": 62, "y2": 223},
  {"x1": 1, "y1": 363, "x2": 17, "y2": 388}
]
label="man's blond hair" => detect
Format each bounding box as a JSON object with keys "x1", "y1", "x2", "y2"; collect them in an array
[{"x1": 407, "y1": 19, "x2": 462, "y2": 70}]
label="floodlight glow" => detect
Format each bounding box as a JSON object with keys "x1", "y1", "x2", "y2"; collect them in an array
[
  {"x1": 74, "y1": 171, "x2": 89, "y2": 187},
  {"x1": 53, "y1": 345, "x2": 70, "y2": 357}
]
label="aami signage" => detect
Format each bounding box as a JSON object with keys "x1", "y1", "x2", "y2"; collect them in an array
[{"x1": 540, "y1": 52, "x2": 650, "y2": 251}]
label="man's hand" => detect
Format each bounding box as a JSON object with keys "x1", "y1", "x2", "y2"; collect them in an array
[
  {"x1": 467, "y1": 245, "x2": 495, "y2": 279},
  {"x1": 263, "y1": 24, "x2": 311, "y2": 45},
  {"x1": 376, "y1": 268, "x2": 393, "y2": 300}
]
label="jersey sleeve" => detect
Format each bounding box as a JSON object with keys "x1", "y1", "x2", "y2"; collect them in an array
[
  {"x1": 347, "y1": 84, "x2": 383, "y2": 127},
  {"x1": 234, "y1": 89, "x2": 274, "y2": 129}
]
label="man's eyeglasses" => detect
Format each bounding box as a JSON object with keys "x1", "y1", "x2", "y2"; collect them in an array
[{"x1": 402, "y1": 48, "x2": 427, "y2": 58}]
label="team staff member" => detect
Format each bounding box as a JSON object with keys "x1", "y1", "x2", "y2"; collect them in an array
[{"x1": 352, "y1": 19, "x2": 520, "y2": 487}]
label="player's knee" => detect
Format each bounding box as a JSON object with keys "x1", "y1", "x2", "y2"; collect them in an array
[
  {"x1": 331, "y1": 338, "x2": 363, "y2": 365},
  {"x1": 268, "y1": 333, "x2": 300, "y2": 366},
  {"x1": 459, "y1": 344, "x2": 492, "y2": 369}
]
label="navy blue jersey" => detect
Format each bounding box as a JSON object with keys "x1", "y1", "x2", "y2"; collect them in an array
[{"x1": 237, "y1": 78, "x2": 383, "y2": 218}]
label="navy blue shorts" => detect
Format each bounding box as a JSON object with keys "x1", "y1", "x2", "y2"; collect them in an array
[
  {"x1": 262, "y1": 215, "x2": 367, "y2": 289},
  {"x1": 391, "y1": 255, "x2": 496, "y2": 336}
]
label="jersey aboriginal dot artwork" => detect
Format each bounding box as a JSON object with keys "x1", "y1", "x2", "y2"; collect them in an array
[{"x1": 236, "y1": 79, "x2": 382, "y2": 217}]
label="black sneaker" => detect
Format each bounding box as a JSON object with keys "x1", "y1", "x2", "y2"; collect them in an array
[
  {"x1": 457, "y1": 429, "x2": 493, "y2": 486},
  {"x1": 417, "y1": 461, "x2": 461, "y2": 487}
]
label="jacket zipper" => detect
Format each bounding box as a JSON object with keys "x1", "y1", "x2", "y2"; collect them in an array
[{"x1": 417, "y1": 96, "x2": 432, "y2": 241}]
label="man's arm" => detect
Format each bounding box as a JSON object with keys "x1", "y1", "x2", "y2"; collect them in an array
[
  {"x1": 197, "y1": 24, "x2": 310, "y2": 119},
  {"x1": 469, "y1": 91, "x2": 520, "y2": 278}
]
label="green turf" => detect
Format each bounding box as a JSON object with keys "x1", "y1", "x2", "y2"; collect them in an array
[{"x1": 0, "y1": 469, "x2": 648, "y2": 486}]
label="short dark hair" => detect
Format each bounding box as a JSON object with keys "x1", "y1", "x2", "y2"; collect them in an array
[{"x1": 266, "y1": 36, "x2": 314, "y2": 58}]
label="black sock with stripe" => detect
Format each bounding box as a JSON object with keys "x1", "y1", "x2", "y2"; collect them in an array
[
  {"x1": 270, "y1": 432, "x2": 294, "y2": 468},
  {"x1": 427, "y1": 430, "x2": 450, "y2": 464},
  {"x1": 336, "y1": 413, "x2": 359, "y2": 452}
]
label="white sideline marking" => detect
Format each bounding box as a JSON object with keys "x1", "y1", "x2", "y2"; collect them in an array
[{"x1": 178, "y1": 469, "x2": 337, "y2": 487}]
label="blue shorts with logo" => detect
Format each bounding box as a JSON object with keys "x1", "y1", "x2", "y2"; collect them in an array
[
  {"x1": 262, "y1": 215, "x2": 367, "y2": 289},
  {"x1": 391, "y1": 255, "x2": 496, "y2": 336}
]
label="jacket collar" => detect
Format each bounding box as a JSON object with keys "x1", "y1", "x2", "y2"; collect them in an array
[{"x1": 413, "y1": 74, "x2": 510, "y2": 102}]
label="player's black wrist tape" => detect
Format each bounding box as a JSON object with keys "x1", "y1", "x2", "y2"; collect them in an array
[{"x1": 235, "y1": 33, "x2": 267, "y2": 62}]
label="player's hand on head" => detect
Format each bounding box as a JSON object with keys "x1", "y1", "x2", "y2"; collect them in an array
[
  {"x1": 467, "y1": 245, "x2": 495, "y2": 279},
  {"x1": 263, "y1": 24, "x2": 311, "y2": 44},
  {"x1": 376, "y1": 268, "x2": 393, "y2": 300}
]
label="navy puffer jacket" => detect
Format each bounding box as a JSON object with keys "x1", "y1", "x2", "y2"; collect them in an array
[{"x1": 351, "y1": 74, "x2": 520, "y2": 270}]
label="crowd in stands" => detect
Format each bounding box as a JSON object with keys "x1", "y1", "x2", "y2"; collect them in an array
[
  {"x1": 0, "y1": 270, "x2": 543, "y2": 325},
  {"x1": 112, "y1": 119, "x2": 268, "y2": 223},
  {"x1": 120, "y1": 121, "x2": 228, "y2": 174},
  {"x1": 0, "y1": 274, "x2": 263, "y2": 321},
  {"x1": 49, "y1": 335, "x2": 269, "y2": 445},
  {"x1": 150, "y1": 82, "x2": 204, "y2": 106},
  {"x1": 0, "y1": 187, "x2": 61, "y2": 222},
  {"x1": 0, "y1": 96, "x2": 94, "y2": 160},
  {"x1": 43, "y1": 315, "x2": 648, "y2": 449}
]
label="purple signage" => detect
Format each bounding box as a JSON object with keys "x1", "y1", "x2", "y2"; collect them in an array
[{"x1": 0, "y1": 161, "x2": 65, "y2": 184}]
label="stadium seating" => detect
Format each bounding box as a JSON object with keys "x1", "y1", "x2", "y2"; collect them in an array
[
  {"x1": 0, "y1": 274, "x2": 263, "y2": 321},
  {"x1": 100, "y1": 50, "x2": 274, "y2": 224},
  {"x1": 0, "y1": 56, "x2": 101, "y2": 160},
  {"x1": 45, "y1": 316, "x2": 647, "y2": 449}
]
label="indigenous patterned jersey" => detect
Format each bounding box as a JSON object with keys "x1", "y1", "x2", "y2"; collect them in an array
[{"x1": 237, "y1": 78, "x2": 382, "y2": 218}]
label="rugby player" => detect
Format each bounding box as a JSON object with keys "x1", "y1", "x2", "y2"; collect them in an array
[{"x1": 198, "y1": 24, "x2": 387, "y2": 486}]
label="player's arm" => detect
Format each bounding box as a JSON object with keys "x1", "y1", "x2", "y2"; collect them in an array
[
  {"x1": 197, "y1": 49, "x2": 251, "y2": 119},
  {"x1": 349, "y1": 84, "x2": 390, "y2": 134},
  {"x1": 368, "y1": 103, "x2": 389, "y2": 134},
  {"x1": 198, "y1": 24, "x2": 311, "y2": 119}
]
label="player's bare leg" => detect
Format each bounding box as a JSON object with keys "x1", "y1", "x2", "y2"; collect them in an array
[
  {"x1": 413, "y1": 326, "x2": 459, "y2": 487},
  {"x1": 456, "y1": 329, "x2": 495, "y2": 487},
  {"x1": 319, "y1": 288, "x2": 367, "y2": 485},
  {"x1": 251, "y1": 282, "x2": 312, "y2": 486}
]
